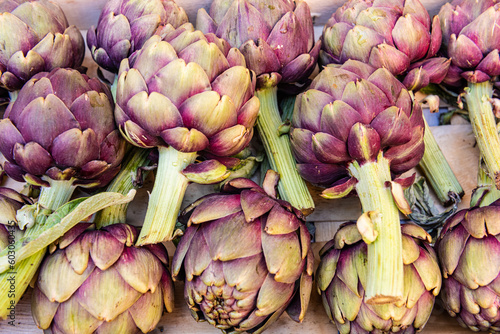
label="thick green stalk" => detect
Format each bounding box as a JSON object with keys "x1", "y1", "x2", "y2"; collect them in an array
[
  {"x1": 475, "y1": 160, "x2": 500, "y2": 207},
  {"x1": 255, "y1": 86, "x2": 315, "y2": 215},
  {"x1": 95, "y1": 147, "x2": 150, "y2": 228},
  {"x1": 349, "y1": 155, "x2": 403, "y2": 304},
  {"x1": 137, "y1": 146, "x2": 197, "y2": 245},
  {"x1": 38, "y1": 179, "x2": 77, "y2": 211},
  {"x1": 465, "y1": 81, "x2": 500, "y2": 188},
  {"x1": 418, "y1": 118, "x2": 464, "y2": 206}
]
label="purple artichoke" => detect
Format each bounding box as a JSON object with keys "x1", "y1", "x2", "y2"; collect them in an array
[
  {"x1": 172, "y1": 171, "x2": 313, "y2": 333},
  {"x1": 31, "y1": 223, "x2": 175, "y2": 334},
  {"x1": 320, "y1": 0, "x2": 449, "y2": 91},
  {"x1": 436, "y1": 199, "x2": 500, "y2": 332},
  {"x1": 0, "y1": 0, "x2": 85, "y2": 91},
  {"x1": 197, "y1": 0, "x2": 320, "y2": 86},
  {"x1": 317, "y1": 222, "x2": 441, "y2": 333},
  {"x1": 0, "y1": 68, "x2": 126, "y2": 211},
  {"x1": 115, "y1": 23, "x2": 259, "y2": 244},
  {"x1": 86, "y1": 0, "x2": 188, "y2": 74}
]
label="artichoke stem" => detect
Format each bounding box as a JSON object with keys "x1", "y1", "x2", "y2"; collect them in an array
[
  {"x1": 349, "y1": 154, "x2": 404, "y2": 304},
  {"x1": 465, "y1": 81, "x2": 500, "y2": 189},
  {"x1": 255, "y1": 86, "x2": 315, "y2": 215},
  {"x1": 476, "y1": 160, "x2": 500, "y2": 207},
  {"x1": 418, "y1": 118, "x2": 464, "y2": 206},
  {"x1": 95, "y1": 147, "x2": 151, "y2": 228},
  {"x1": 38, "y1": 179, "x2": 77, "y2": 211},
  {"x1": 137, "y1": 146, "x2": 197, "y2": 245}
]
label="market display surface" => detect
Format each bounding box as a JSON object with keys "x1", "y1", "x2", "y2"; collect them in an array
[{"x1": 0, "y1": 0, "x2": 499, "y2": 333}]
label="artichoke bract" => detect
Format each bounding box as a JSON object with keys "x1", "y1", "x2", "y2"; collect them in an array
[
  {"x1": 317, "y1": 222, "x2": 441, "y2": 333},
  {"x1": 115, "y1": 22, "x2": 259, "y2": 245},
  {"x1": 172, "y1": 171, "x2": 313, "y2": 333},
  {"x1": 0, "y1": 186, "x2": 32, "y2": 225},
  {"x1": 320, "y1": 0, "x2": 448, "y2": 91},
  {"x1": 0, "y1": 0, "x2": 85, "y2": 93},
  {"x1": 320, "y1": 0, "x2": 463, "y2": 207},
  {"x1": 86, "y1": 0, "x2": 188, "y2": 74},
  {"x1": 196, "y1": 0, "x2": 319, "y2": 214},
  {"x1": 291, "y1": 60, "x2": 425, "y2": 303},
  {"x1": 435, "y1": 199, "x2": 500, "y2": 332},
  {"x1": 31, "y1": 223, "x2": 175, "y2": 334},
  {"x1": 0, "y1": 68, "x2": 126, "y2": 212},
  {"x1": 438, "y1": 0, "x2": 500, "y2": 190}
]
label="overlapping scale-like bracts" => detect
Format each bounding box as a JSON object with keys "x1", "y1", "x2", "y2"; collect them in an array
[
  {"x1": 31, "y1": 223, "x2": 175, "y2": 334},
  {"x1": 438, "y1": 0, "x2": 500, "y2": 85},
  {"x1": 172, "y1": 172, "x2": 313, "y2": 334},
  {"x1": 0, "y1": 0, "x2": 84, "y2": 91},
  {"x1": 86, "y1": 0, "x2": 188, "y2": 73},
  {"x1": 0, "y1": 68, "x2": 126, "y2": 188},
  {"x1": 115, "y1": 22, "x2": 259, "y2": 157},
  {"x1": 196, "y1": 0, "x2": 321, "y2": 85},
  {"x1": 317, "y1": 222, "x2": 441, "y2": 333},
  {"x1": 436, "y1": 200, "x2": 500, "y2": 332},
  {"x1": 320, "y1": 0, "x2": 449, "y2": 91},
  {"x1": 290, "y1": 60, "x2": 424, "y2": 191}
]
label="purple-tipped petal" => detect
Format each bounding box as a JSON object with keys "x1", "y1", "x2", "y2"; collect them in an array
[
  {"x1": 237, "y1": 96, "x2": 260, "y2": 128},
  {"x1": 340, "y1": 25, "x2": 384, "y2": 63},
  {"x1": 312, "y1": 132, "x2": 350, "y2": 164},
  {"x1": 347, "y1": 123, "x2": 381, "y2": 162},
  {"x1": 206, "y1": 124, "x2": 251, "y2": 157},
  {"x1": 182, "y1": 159, "x2": 230, "y2": 185},
  {"x1": 189, "y1": 194, "x2": 242, "y2": 224},
  {"x1": 264, "y1": 204, "x2": 301, "y2": 235},
  {"x1": 289, "y1": 128, "x2": 319, "y2": 164},
  {"x1": 160, "y1": 127, "x2": 209, "y2": 152},
  {"x1": 280, "y1": 41, "x2": 320, "y2": 83},
  {"x1": 223, "y1": 253, "x2": 267, "y2": 292},
  {"x1": 477, "y1": 49, "x2": 500, "y2": 77},
  {"x1": 448, "y1": 34, "x2": 483, "y2": 70},
  {"x1": 13, "y1": 141, "x2": 53, "y2": 175},
  {"x1": 392, "y1": 15, "x2": 430, "y2": 62},
  {"x1": 368, "y1": 43, "x2": 411, "y2": 75},
  {"x1": 371, "y1": 106, "x2": 412, "y2": 148},
  {"x1": 31, "y1": 286, "x2": 59, "y2": 330},
  {"x1": 321, "y1": 177, "x2": 357, "y2": 199},
  {"x1": 255, "y1": 274, "x2": 295, "y2": 316},
  {"x1": 212, "y1": 66, "x2": 255, "y2": 111},
  {"x1": 297, "y1": 89, "x2": 335, "y2": 133},
  {"x1": 267, "y1": 11, "x2": 307, "y2": 67},
  {"x1": 240, "y1": 38, "x2": 281, "y2": 77},
  {"x1": 320, "y1": 100, "x2": 363, "y2": 142},
  {"x1": 88, "y1": 230, "x2": 124, "y2": 271},
  {"x1": 341, "y1": 79, "x2": 390, "y2": 123},
  {"x1": 51, "y1": 128, "x2": 99, "y2": 168},
  {"x1": 240, "y1": 189, "x2": 275, "y2": 222},
  {"x1": 297, "y1": 163, "x2": 348, "y2": 187}
]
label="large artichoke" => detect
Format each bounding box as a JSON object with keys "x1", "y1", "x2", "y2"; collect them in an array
[
  {"x1": 291, "y1": 60, "x2": 424, "y2": 303},
  {"x1": 31, "y1": 223, "x2": 175, "y2": 334},
  {"x1": 438, "y1": 0, "x2": 500, "y2": 189},
  {"x1": 320, "y1": 0, "x2": 448, "y2": 91},
  {"x1": 0, "y1": 0, "x2": 85, "y2": 92},
  {"x1": 435, "y1": 199, "x2": 500, "y2": 332},
  {"x1": 0, "y1": 67, "x2": 126, "y2": 211},
  {"x1": 196, "y1": 0, "x2": 319, "y2": 214},
  {"x1": 172, "y1": 171, "x2": 313, "y2": 333},
  {"x1": 115, "y1": 22, "x2": 259, "y2": 245},
  {"x1": 86, "y1": 0, "x2": 188, "y2": 74},
  {"x1": 317, "y1": 222, "x2": 441, "y2": 333}
]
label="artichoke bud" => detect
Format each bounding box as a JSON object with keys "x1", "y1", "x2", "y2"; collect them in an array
[{"x1": 347, "y1": 123, "x2": 381, "y2": 163}]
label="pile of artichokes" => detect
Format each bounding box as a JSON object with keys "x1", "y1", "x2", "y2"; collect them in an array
[{"x1": 2, "y1": 0, "x2": 500, "y2": 333}]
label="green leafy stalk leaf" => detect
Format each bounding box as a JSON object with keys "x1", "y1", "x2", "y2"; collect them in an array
[{"x1": 0, "y1": 190, "x2": 136, "y2": 273}]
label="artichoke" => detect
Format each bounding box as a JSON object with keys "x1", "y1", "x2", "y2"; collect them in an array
[
  {"x1": 320, "y1": 0, "x2": 448, "y2": 91},
  {"x1": 320, "y1": 0, "x2": 462, "y2": 207},
  {"x1": 317, "y1": 222, "x2": 441, "y2": 333},
  {"x1": 0, "y1": 0, "x2": 85, "y2": 92},
  {"x1": 86, "y1": 0, "x2": 188, "y2": 74},
  {"x1": 196, "y1": 0, "x2": 319, "y2": 214},
  {"x1": 291, "y1": 60, "x2": 425, "y2": 303},
  {"x1": 438, "y1": 0, "x2": 500, "y2": 190},
  {"x1": 172, "y1": 171, "x2": 313, "y2": 333},
  {"x1": 0, "y1": 67, "x2": 126, "y2": 211},
  {"x1": 115, "y1": 22, "x2": 259, "y2": 245},
  {"x1": 0, "y1": 186, "x2": 32, "y2": 225},
  {"x1": 31, "y1": 223, "x2": 175, "y2": 334}
]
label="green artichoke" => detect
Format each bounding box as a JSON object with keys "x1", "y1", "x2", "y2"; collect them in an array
[
  {"x1": 115, "y1": 22, "x2": 259, "y2": 245},
  {"x1": 196, "y1": 0, "x2": 318, "y2": 214},
  {"x1": 317, "y1": 222, "x2": 441, "y2": 333},
  {"x1": 172, "y1": 171, "x2": 313, "y2": 333},
  {"x1": 436, "y1": 199, "x2": 500, "y2": 332},
  {"x1": 0, "y1": 0, "x2": 85, "y2": 92},
  {"x1": 31, "y1": 223, "x2": 175, "y2": 334},
  {"x1": 291, "y1": 60, "x2": 424, "y2": 303},
  {"x1": 320, "y1": 0, "x2": 449, "y2": 91},
  {"x1": 86, "y1": 0, "x2": 188, "y2": 74},
  {"x1": 438, "y1": 0, "x2": 500, "y2": 190},
  {"x1": 0, "y1": 68, "x2": 126, "y2": 211}
]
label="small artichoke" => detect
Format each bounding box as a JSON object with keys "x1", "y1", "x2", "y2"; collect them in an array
[
  {"x1": 320, "y1": 0, "x2": 448, "y2": 91},
  {"x1": 31, "y1": 223, "x2": 175, "y2": 334},
  {"x1": 197, "y1": 0, "x2": 321, "y2": 86},
  {"x1": 317, "y1": 222, "x2": 441, "y2": 333},
  {"x1": 0, "y1": 68, "x2": 126, "y2": 192},
  {"x1": 438, "y1": 0, "x2": 500, "y2": 85},
  {"x1": 0, "y1": 0, "x2": 85, "y2": 91},
  {"x1": 172, "y1": 171, "x2": 314, "y2": 333},
  {"x1": 86, "y1": 0, "x2": 188, "y2": 74},
  {"x1": 290, "y1": 60, "x2": 424, "y2": 190},
  {"x1": 435, "y1": 199, "x2": 500, "y2": 332}
]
